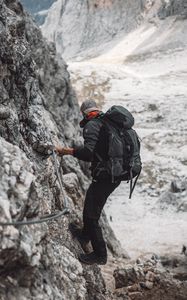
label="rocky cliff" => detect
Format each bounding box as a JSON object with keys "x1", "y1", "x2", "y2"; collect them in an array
[
  {"x1": 0, "y1": 1, "x2": 123, "y2": 299},
  {"x1": 41, "y1": 0, "x2": 149, "y2": 60},
  {"x1": 40, "y1": 0, "x2": 187, "y2": 60},
  {"x1": 158, "y1": 0, "x2": 187, "y2": 19},
  {"x1": 41, "y1": 0, "x2": 187, "y2": 61}
]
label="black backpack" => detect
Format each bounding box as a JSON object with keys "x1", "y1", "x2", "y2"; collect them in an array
[{"x1": 94, "y1": 105, "x2": 142, "y2": 198}]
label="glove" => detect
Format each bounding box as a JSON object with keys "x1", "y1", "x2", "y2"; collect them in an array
[{"x1": 55, "y1": 146, "x2": 74, "y2": 156}]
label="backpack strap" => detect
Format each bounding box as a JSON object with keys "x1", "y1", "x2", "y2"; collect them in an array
[
  {"x1": 95, "y1": 152, "x2": 102, "y2": 161},
  {"x1": 129, "y1": 168, "x2": 141, "y2": 199}
]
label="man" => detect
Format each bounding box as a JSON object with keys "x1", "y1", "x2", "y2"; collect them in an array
[{"x1": 56, "y1": 99, "x2": 121, "y2": 265}]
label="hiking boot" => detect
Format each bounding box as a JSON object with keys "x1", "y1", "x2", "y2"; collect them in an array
[
  {"x1": 69, "y1": 222, "x2": 91, "y2": 253},
  {"x1": 79, "y1": 252, "x2": 107, "y2": 265}
]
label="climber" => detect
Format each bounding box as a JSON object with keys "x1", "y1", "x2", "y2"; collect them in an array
[{"x1": 55, "y1": 99, "x2": 121, "y2": 265}]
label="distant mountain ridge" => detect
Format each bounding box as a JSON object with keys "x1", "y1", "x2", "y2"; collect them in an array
[
  {"x1": 20, "y1": 0, "x2": 187, "y2": 60},
  {"x1": 41, "y1": 0, "x2": 147, "y2": 60},
  {"x1": 20, "y1": 0, "x2": 56, "y2": 24}
]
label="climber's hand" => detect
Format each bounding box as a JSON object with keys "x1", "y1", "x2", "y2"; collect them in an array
[{"x1": 55, "y1": 146, "x2": 74, "y2": 156}]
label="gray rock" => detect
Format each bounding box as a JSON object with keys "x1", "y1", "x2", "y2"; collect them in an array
[
  {"x1": 177, "y1": 199, "x2": 187, "y2": 212},
  {"x1": 113, "y1": 255, "x2": 187, "y2": 299},
  {"x1": 158, "y1": 0, "x2": 187, "y2": 19},
  {"x1": 144, "y1": 280, "x2": 153, "y2": 289},
  {"x1": 170, "y1": 179, "x2": 187, "y2": 193},
  {"x1": 158, "y1": 191, "x2": 178, "y2": 209},
  {"x1": 158, "y1": 179, "x2": 187, "y2": 211},
  {"x1": 114, "y1": 265, "x2": 137, "y2": 289},
  {"x1": 62, "y1": 172, "x2": 83, "y2": 206},
  {"x1": 0, "y1": 1, "x2": 110, "y2": 299},
  {"x1": 41, "y1": 0, "x2": 147, "y2": 60},
  {"x1": 145, "y1": 271, "x2": 155, "y2": 282}
]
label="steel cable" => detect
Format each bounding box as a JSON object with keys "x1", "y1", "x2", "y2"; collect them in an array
[{"x1": 0, "y1": 150, "x2": 70, "y2": 226}]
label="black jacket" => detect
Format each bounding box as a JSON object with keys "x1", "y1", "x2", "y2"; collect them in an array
[{"x1": 74, "y1": 115, "x2": 109, "y2": 177}]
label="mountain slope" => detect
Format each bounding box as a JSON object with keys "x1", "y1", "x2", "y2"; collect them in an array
[
  {"x1": 67, "y1": 0, "x2": 187, "y2": 259},
  {"x1": 41, "y1": 0, "x2": 149, "y2": 60},
  {"x1": 41, "y1": 0, "x2": 187, "y2": 60},
  {"x1": 20, "y1": 0, "x2": 56, "y2": 24}
]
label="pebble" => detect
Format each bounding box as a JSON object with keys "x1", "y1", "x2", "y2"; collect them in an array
[
  {"x1": 129, "y1": 291, "x2": 142, "y2": 300},
  {"x1": 145, "y1": 271, "x2": 155, "y2": 282},
  {"x1": 145, "y1": 281, "x2": 154, "y2": 289}
]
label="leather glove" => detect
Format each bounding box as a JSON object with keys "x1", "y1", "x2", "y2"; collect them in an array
[{"x1": 55, "y1": 146, "x2": 74, "y2": 156}]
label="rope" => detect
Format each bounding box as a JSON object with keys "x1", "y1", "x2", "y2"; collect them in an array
[
  {"x1": 0, "y1": 150, "x2": 70, "y2": 226},
  {"x1": 0, "y1": 209, "x2": 69, "y2": 226}
]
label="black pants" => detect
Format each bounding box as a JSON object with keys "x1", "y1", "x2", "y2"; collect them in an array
[{"x1": 82, "y1": 179, "x2": 120, "y2": 258}]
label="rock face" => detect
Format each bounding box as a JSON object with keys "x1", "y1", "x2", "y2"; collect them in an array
[
  {"x1": 0, "y1": 1, "x2": 123, "y2": 299},
  {"x1": 158, "y1": 0, "x2": 187, "y2": 19},
  {"x1": 40, "y1": 0, "x2": 187, "y2": 60},
  {"x1": 113, "y1": 255, "x2": 187, "y2": 300},
  {"x1": 41, "y1": 0, "x2": 148, "y2": 60}
]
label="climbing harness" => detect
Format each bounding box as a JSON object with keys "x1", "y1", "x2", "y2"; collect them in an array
[{"x1": 0, "y1": 150, "x2": 70, "y2": 226}]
